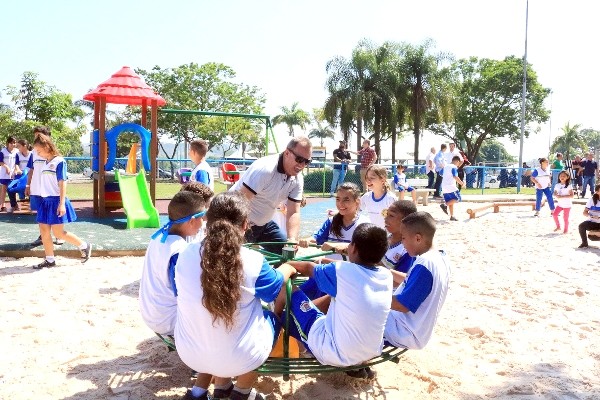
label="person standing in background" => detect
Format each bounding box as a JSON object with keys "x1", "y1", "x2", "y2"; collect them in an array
[
  {"x1": 551, "y1": 153, "x2": 565, "y2": 188},
  {"x1": 580, "y1": 152, "x2": 598, "y2": 198},
  {"x1": 425, "y1": 147, "x2": 436, "y2": 189},
  {"x1": 352, "y1": 139, "x2": 377, "y2": 193},
  {"x1": 433, "y1": 144, "x2": 447, "y2": 198},
  {"x1": 330, "y1": 140, "x2": 351, "y2": 196}
]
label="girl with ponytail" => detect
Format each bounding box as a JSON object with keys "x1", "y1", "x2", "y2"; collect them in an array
[{"x1": 175, "y1": 192, "x2": 296, "y2": 400}]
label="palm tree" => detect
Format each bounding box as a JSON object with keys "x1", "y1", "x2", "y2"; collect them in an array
[
  {"x1": 399, "y1": 39, "x2": 451, "y2": 166},
  {"x1": 551, "y1": 122, "x2": 586, "y2": 160},
  {"x1": 308, "y1": 108, "x2": 336, "y2": 146},
  {"x1": 272, "y1": 102, "x2": 311, "y2": 136}
]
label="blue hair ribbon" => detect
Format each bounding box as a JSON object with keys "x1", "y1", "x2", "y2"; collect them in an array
[{"x1": 151, "y1": 210, "x2": 207, "y2": 243}]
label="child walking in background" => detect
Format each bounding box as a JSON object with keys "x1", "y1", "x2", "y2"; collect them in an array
[
  {"x1": 383, "y1": 200, "x2": 418, "y2": 285},
  {"x1": 139, "y1": 190, "x2": 208, "y2": 336},
  {"x1": 360, "y1": 164, "x2": 397, "y2": 228},
  {"x1": 30, "y1": 134, "x2": 92, "y2": 269},
  {"x1": 553, "y1": 170, "x2": 573, "y2": 234},
  {"x1": 175, "y1": 192, "x2": 296, "y2": 400},
  {"x1": 0, "y1": 136, "x2": 18, "y2": 213},
  {"x1": 188, "y1": 139, "x2": 213, "y2": 191},
  {"x1": 393, "y1": 164, "x2": 417, "y2": 204},
  {"x1": 299, "y1": 182, "x2": 369, "y2": 259},
  {"x1": 531, "y1": 158, "x2": 555, "y2": 217},
  {"x1": 384, "y1": 211, "x2": 451, "y2": 350},
  {"x1": 440, "y1": 156, "x2": 465, "y2": 221}
]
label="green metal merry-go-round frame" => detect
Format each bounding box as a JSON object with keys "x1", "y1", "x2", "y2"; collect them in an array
[{"x1": 156, "y1": 242, "x2": 408, "y2": 381}]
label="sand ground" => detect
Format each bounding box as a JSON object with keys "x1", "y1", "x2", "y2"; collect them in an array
[{"x1": 1, "y1": 202, "x2": 599, "y2": 399}]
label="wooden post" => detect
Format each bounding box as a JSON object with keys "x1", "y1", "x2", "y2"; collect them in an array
[
  {"x1": 93, "y1": 99, "x2": 100, "y2": 214},
  {"x1": 150, "y1": 100, "x2": 158, "y2": 205},
  {"x1": 98, "y1": 97, "x2": 107, "y2": 217}
]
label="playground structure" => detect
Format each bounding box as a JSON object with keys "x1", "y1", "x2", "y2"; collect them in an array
[
  {"x1": 466, "y1": 201, "x2": 536, "y2": 219},
  {"x1": 84, "y1": 66, "x2": 165, "y2": 224}
]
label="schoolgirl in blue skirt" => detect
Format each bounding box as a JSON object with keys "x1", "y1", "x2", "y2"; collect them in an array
[{"x1": 31, "y1": 134, "x2": 92, "y2": 269}]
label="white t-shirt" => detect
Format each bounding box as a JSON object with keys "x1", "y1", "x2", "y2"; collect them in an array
[
  {"x1": 27, "y1": 150, "x2": 47, "y2": 196},
  {"x1": 39, "y1": 156, "x2": 68, "y2": 197},
  {"x1": 139, "y1": 235, "x2": 188, "y2": 335},
  {"x1": 16, "y1": 151, "x2": 32, "y2": 171},
  {"x1": 312, "y1": 214, "x2": 370, "y2": 260},
  {"x1": 230, "y1": 154, "x2": 303, "y2": 226},
  {"x1": 553, "y1": 183, "x2": 573, "y2": 208},
  {"x1": 360, "y1": 191, "x2": 397, "y2": 229},
  {"x1": 445, "y1": 148, "x2": 463, "y2": 164},
  {"x1": 425, "y1": 152, "x2": 435, "y2": 174},
  {"x1": 384, "y1": 249, "x2": 450, "y2": 349},
  {"x1": 307, "y1": 261, "x2": 393, "y2": 366},
  {"x1": 441, "y1": 164, "x2": 459, "y2": 194},
  {"x1": 190, "y1": 160, "x2": 214, "y2": 190},
  {"x1": 532, "y1": 167, "x2": 551, "y2": 189},
  {"x1": 0, "y1": 147, "x2": 18, "y2": 180},
  {"x1": 175, "y1": 243, "x2": 284, "y2": 377},
  {"x1": 585, "y1": 197, "x2": 600, "y2": 222}
]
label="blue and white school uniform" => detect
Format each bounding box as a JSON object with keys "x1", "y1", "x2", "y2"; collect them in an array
[
  {"x1": 441, "y1": 164, "x2": 461, "y2": 204},
  {"x1": 27, "y1": 150, "x2": 47, "y2": 211},
  {"x1": 532, "y1": 167, "x2": 555, "y2": 211},
  {"x1": 36, "y1": 156, "x2": 77, "y2": 225},
  {"x1": 0, "y1": 147, "x2": 18, "y2": 185},
  {"x1": 393, "y1": 172, "x2": 414, "y2": 192},
  {"x1": 312, "y1": 214, "x2": 370, "y2": 260},
  {"x1": 381, "y1": 241, "x2": 414, "y2": 274},
  {"x1": 289, "y1": 261, "x2": 392, "y2": 367},
  {"x1": 175, "y1": 243, "x2": 284, "y2": 378},
  {"x1": 139, "y1": 235, "x2": 188, "y2": 335},
  {"x1": 190, "y1": 160, "x2": 214, "y2": 191},
  {"x1": 16, "y1": 151, "x2": 32, "y2": 171},
  {"x1": 360, "y1": 191, "x2": 397, "y2": 229},
  {"x1": 384, "y1": 249, "x2": 450, "y2": 350}
]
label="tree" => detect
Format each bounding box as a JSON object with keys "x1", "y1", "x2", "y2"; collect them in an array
[
  {"x1": 580, "y1": 128, "x2": 600, "y2": 153},
  {"x1": 551, "y1": 122, "x2": 586, "y2": 160},
  {"x1": 399, "y1": 39, "x2": 452, "y2": 165},
  {"x1": 308, "y1": 108, "x2": 336, "y2": 146},
  {"x1": 476, "y1": 139, "x2": 516, "y2": 164},
  {"x1": 272, "y1": 102, "x2": 311, "y2": 136},
  {"x1": 136, "y1": 63, "x2": 266, "y2": 157},
  {"x1": 431, "y1": 56, "x2": 550, "y2": 163}
]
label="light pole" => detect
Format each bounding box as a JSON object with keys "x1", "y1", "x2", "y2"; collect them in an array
[{"x1": 517, "y1": 0, "x2": 529, "y2": 194}]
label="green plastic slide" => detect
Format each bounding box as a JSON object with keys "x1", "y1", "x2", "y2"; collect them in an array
[{"x1": 115, "y1": 170, "x2": 160, "y2": 229}]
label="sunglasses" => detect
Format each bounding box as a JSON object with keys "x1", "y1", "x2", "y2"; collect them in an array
[{"x1": 287, "y1": 147, "x2": 312, "y2": 165}]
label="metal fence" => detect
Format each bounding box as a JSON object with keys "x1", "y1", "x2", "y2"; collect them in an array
[{"x1": 63, "y1": 157, "x2": 559, "y2": 201}]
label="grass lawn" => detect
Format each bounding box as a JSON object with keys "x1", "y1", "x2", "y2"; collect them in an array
[{"x1": 67, "y1": 181, "x2": 229, "y2": 200}]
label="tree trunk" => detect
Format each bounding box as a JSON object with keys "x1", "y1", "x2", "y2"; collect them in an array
[{"x1": 391, "y1": 127, "x2": 396, "y2": 164}]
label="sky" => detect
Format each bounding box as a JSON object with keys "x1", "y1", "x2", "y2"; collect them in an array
[{"x1": 1, "y1": 0, "x2": 597, "y2": 161}]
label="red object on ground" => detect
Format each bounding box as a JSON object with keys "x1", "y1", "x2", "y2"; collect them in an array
[{"x1": 83, "y1": 66, "x2": 166, "y2": 106}]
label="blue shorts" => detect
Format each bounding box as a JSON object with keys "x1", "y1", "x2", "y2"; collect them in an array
[
  {"x1": 443, "y1": 191, "x2": 461, "y2": 204},
  {"x1": 298, "y1": 278, "x2": 326, "y2": 300},
  {"x1": 30, "y1": 195, "x2": 41, "y2": 211},
  {"x1": 396, "y1": 186, "x2": 414, "y2": 192},
  {"x1": 36, "y1": 196, "x2": 78, "y2": 225},
  {"x1": 288, "y1": 290, "x2": 325, "y2": 348},
  {"x1": 0, "y1": 179, "x2": 12, "y2": 186},
  {"x1": 263, "y1": 309, "x2": 282, "y2": 348}
]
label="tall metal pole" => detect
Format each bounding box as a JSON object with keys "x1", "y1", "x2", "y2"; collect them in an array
[{"x1": 517, "y1": 0, "x2": 529, "y2": 194}]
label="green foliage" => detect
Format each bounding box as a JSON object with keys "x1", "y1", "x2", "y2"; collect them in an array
[
  {"x1": 308, "y1": 108, "x2": 336, "y2": 146},
  {"x1": 0, "y1": 72, "x2": 84, "y2": 156},
  {"x1": 430, "y1": 56, "x2": 550, "y2": 162},
  {"x1": 135, "y1": 63, "x2": 266, "y2": 157},
  {"x1": 550, "y1": 122, "x2": 587, "y2": 159},
  {"x1": 476, "y1": 139, "x2": 516, "y2": 164},
  {"x1": 273, "y1": 102, "x2": 311, "y2": 136}
]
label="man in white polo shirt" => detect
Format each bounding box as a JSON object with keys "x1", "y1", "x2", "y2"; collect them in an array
[{"x1": 231, "y1": 136, "x2": 312, "y2": 254}]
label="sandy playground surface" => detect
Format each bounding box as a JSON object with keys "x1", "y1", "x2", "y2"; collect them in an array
[{"x1": 1, "y1": 202, "x2": 599, "y2": 399}]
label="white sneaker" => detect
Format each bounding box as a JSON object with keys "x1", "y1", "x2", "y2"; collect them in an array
[{"x1": 6, "y1": 207, "x2": 13, "y2": 213}]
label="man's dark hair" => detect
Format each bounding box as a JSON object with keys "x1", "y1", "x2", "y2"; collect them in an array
[
  {"x1": 402, "y1": 212, "x2": 436, "y2": 243},
  {"x1": 350, "y1": 223, "x2": 388, "y2": 265}
]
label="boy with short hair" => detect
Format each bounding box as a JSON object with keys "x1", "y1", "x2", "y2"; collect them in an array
[
  {"x1": 276, "y1": 223, "x2": 392, "y2": 375},
  {"x1": 393, "y1": 164, "x2": 417, "y2": 204},
  {"x1": 139, "y1": 190, "x2": 208, "y2": 336},
  {"x1": 384, "y1": 211, "x2": 450, "y2": 350},
  {"x1": 189, "y1": 139, "x2": 213, "y2": 190},
  {"x1": 440, "y1": 155, "x2": 465, "y2": 221}
]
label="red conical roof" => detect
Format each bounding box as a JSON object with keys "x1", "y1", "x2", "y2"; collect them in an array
[{"x1": 83, "y1": 66, "x2": 166, "y2": 106}]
